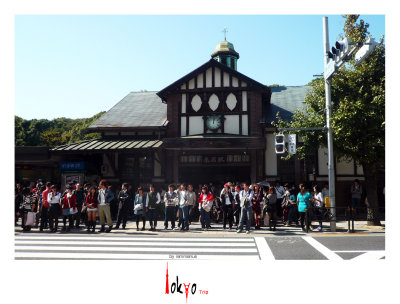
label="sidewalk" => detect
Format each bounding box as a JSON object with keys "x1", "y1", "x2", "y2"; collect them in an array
[{"x1": 15, "y1": 219, "x2": 385, "y2": 236}]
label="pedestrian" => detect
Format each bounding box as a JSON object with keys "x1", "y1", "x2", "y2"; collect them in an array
[
  {"x1": 237, "y1": 182, "x2": 253, "y2": 234},
  {"x1": 164, "y1": 184, "x2": 178, "y2": 230},
  {"x1": 21, "y1": 187, "x2": 37, "y2": 231},
  {"x1": 84, "y1": 186, "x2": 98, "y2": 233},
  {"x1": 73, "y1": 183, "x2": 86, "y2": 229},
  {"x1": 274, "y1": 182, "x2": 285, "y2": 220},
  {"x1": 311, "y1": 185, "x2": 324, "y2": 232},
  {"x1": 198, "y1": 185, "x2": 214, "y2": 231},
  {"x1": 321, "y1": 182, "x2": 329, "y2": 206},
  {"x1": 47, "y1": 185, "x2": 62, "y2": 232},
  {"x1": 61, "y1": 185, "x2": 77, "y2": 232},
  {"x1": 350, "y1": 179, "x2": 362, "y2": 216},
  {"x1": 252, "y1": 184, "x2": 262, "y2": 229},
  {"x1": 146, "y1": 184, "x2": 161, "y2": 231},
  {"x1": 15, "y1": 186, "x2": 23, "y2": 226},
  {"x1": 134, "y1": 186, "x2": 148, "y2": 231},
  {"x1": 265, "y1": 186, "x2": 278, "y2": 231},
  {"x1": 35, "y1": 185, "x2": 45, "y2": 228},
  {"x1": 281, "y1": 183, "x2": 291, "y2": 225},
  {"x1": 232, "y1": 184, "x2": 241, "y2": 226},
  {"x1": 97, "y1": 180, "x2": 114, "y2": 233},
  {"x1": 284, "y1": 185, "x2": 299, "y2": 227},
  {"x1": 81, "y1": 183, "x2": 91, "y2": 227},
  {"x1": 187, "y1": 184, "x2": 196, "y2": 225},
  {"x1": 115, "y1": 183, "x2": 132, "y2": 230},
  {"x1": 220, "y1": 183, "x2": 234, "y2": 229},
  {"x1": 177, "y1": 184, "x2": 190, "y2": 231},
  {"x1": 297, "y1": 183, "x2": 312, "y2": 232},
  {"x1": 40, "y1": 182, "x2": 52, "y2": 231}
]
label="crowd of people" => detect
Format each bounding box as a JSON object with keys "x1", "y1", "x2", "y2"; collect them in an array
[{"x1": 15, "y1": 178, "x2": 362, "y2": 234}]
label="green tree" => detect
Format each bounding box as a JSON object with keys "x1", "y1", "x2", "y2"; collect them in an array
[
  {"x1": 276, "y1": 15, "x2": 385, "y2": 225},
  {"x1": 15, "y1": 112, "x2": 104, "y2": 148}
]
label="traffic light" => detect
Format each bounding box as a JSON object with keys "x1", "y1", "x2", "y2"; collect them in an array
[
  {"x1": 330, "y1": 38, "x2": 351, "y2": 63},
  {"x1": 275, "y1": 134, "x2": 285, "y2": 154},
  {"x1": 354, "y1": 38, "x2": 378, "y2": 65}
]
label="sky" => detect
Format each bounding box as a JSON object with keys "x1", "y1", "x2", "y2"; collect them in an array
[{"x1": 14, "y1": 14, "x2": 385, "y2": 120}]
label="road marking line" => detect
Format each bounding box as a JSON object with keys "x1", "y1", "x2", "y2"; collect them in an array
[
  {"x1": 15, "y1": 246, "x2": 257, "y2": 253},
  {"x1": 350, "y1": 251, "x2": 385, "y2": 260},
  {"x1": 254, "y1": 237, "x2": 275, "y2": 260},
  {"x1": 334, "y1": 250, "x2": 384, "y2": 253},
  {"x1": 15, "y1": 236, "x2": 254, "y2": 242},
  {"x1": 15, "y1": 241, "x2": 254, "y2": 247},
  {"x1": 302, "y1": 236, "x2": 342, "y2": 260}
]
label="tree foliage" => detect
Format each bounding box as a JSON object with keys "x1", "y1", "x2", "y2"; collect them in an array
[
  {"x1": 276, "y1": 15, "x2": 385, "y2": 225},
  {"x1": 15, "y1": 112, "x2": 105, "y2": 148}
]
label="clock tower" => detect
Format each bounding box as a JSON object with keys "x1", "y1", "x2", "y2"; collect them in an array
[{"x1": 211, "y1": 28, "x2": 240, "y2": 71}]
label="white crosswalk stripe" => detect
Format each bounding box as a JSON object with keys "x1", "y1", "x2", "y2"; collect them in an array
[{"x1": 15, "y1": 234, "x2": 261, "y2": 260}]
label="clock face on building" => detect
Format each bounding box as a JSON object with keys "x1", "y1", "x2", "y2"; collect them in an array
[{"x1": 206, "y1": 115, "x2": 222, "y2": 130}]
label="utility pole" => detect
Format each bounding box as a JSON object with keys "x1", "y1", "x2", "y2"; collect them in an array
[{"x1": 323, "y1": 16, "x2": 336, "y2": 231}]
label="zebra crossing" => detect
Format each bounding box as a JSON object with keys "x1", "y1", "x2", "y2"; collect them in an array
[
  {"x1": 14, "y1": 233, "x2": 385, "y2": 260},
  {"x1": 14, "y1": 234, "x2": 262, "y2": 260}
]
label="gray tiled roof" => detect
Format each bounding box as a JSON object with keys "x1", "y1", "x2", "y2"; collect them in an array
[
  {"x1": 263, "y1": 86, "x2": 310, "y2": 123},
  {"x1": 88, "y1": 91, "x2": 167, "y2": 130}
]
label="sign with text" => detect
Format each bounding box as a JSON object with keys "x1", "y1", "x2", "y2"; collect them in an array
[{"x1": 60, "y1": 161, "x2": 85, "y2": 171}]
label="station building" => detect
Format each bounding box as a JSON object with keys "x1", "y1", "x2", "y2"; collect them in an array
[{"x1": 17, "y1": 39, "x2": 380, "y2": 207}]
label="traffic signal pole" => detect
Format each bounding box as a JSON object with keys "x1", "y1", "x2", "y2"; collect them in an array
[{"x1": 323, "y1": 16, "x2": 336, "y2": 232}]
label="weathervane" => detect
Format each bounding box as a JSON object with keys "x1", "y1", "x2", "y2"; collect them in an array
[{"x1": 222, "y1": 26, "x2": 228, "y2": 40}]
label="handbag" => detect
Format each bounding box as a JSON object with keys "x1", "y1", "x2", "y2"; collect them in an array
[
  {"x1": 240, "y1": 196, "x2": 250, "y2": 208},
  {"x1": 25, "y1": 211, "x2": 36, "y2": 226},
  {"x1": 134, "y1": 203, "x2": 143, "y2": 211},
  {"x1": 202, "y1": 200, "x2": 213, "y2": 212}
]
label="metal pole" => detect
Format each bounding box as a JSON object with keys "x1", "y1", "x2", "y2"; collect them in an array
[{"x1": 323, "y1": 17, "x2": 336, "y2": 232}]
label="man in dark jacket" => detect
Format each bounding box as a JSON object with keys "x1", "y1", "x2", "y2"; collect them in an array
[
  {"x1": 73, "y1": 183, "x2": 86, "y2": 229},
  {"x1": 115, "y1": 183, "x2": 132, "y2": 229}
]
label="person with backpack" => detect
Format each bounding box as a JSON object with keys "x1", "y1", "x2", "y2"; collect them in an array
[
  {"x1": 237, "y1": 183, "x2": 254, "y2": 234},
  {"x1": 297, "y1": 183, "x2": 312, "y2": 232}
]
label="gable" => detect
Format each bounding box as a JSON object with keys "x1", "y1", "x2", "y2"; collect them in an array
[{"x1": 157, "y1": 59, "x2": 270, "y2": 101}]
